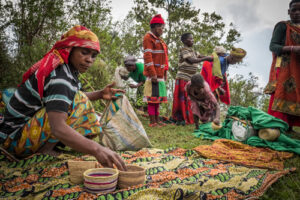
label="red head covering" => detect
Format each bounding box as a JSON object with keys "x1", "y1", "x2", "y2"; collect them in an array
[
  {"x1": 150, "y1": 14, "x2": 165, "y2": 24},
  {"x1": 20, "y1": 25, "x2": 100, "y2": 98}
]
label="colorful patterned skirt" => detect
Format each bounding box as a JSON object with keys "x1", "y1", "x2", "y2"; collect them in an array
[
  {"x1": 3, "y1": 91, "x2": 101, "y2": 156},
  {"x1": 143, "y1": 78, "x2": 167, "y2": 104},
  {"x1": 171, "y1": 79, "x2": 194, "y2": 124},
  {"x1": 267, "y1": 68, "x2": 300, "y2": 127}
]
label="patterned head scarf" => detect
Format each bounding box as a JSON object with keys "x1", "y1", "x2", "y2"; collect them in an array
[
  {"x1": 124, "y1": 56, "x2": 137, "y2": 66},
  {"x1": 230, "y1": 47, "x2": 247, "y2": 60},
  {"x1": 214, "y1": 46, "x2": 226, "y2": 54},
  {"x1": 21, "y1": 25, "x2": 100, "y2": 98}
]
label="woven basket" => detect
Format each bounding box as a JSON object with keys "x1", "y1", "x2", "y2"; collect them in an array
[
  {"x1": 68, "y1": 160, "x2": 96, "y2": 184},
  {"x1": 211, "y1": 122, "x2": 222, "y2": 130},
  {"x1": 83, "y1": 168, "x2": 119, "y2": 194},
  {"x1": 258, "y1": 128, "x2": 280, "y2": 141},
  {"x1": 118, "y1": 164, "x2": 146, "y2": 189}
]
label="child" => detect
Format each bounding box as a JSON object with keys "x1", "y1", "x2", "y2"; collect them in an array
[
  {"x1": 186, "y1": 74, "x2": 220, "y2": 130},
  {"x1": 172, "y1": 32, "x2": 212, "y2": 126}
]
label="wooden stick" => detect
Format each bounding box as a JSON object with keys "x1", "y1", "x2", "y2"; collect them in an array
[
  {"x1": 0, "y1": 146, "x2": 19, "y2": 162},
  {"x1": 228, "y1": 116, "x2": 251, "y2": 126}
]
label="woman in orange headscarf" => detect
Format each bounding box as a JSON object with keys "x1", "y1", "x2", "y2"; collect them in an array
[{"x1": 0, "y1": 25, "x2": 126, "y2": 170}]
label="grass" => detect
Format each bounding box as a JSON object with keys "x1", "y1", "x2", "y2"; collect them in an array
[{"x1": 138, "y1": 115, "x2": 300, "y2": 200}]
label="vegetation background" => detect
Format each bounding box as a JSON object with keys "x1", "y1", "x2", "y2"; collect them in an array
[
  {"x1": 0, "y1": 0, "x2": 297, "y2": 199},
  {"x1": 0, "y1": 0, "x2": 269, "y2": 113}
]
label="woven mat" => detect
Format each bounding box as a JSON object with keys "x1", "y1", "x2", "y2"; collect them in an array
[{"x1": 0, "y1": 147, "x2": 294, "y2": 200}]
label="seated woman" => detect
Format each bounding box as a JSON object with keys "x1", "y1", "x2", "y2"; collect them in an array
[
  {"x1": 186, "y1": 74, "x2": 220, "y2": 130},
  {"x1": 0, "y1": 25, "x2": 126, "y2": 171},
  {"x1": 121, "y1": 56, "x2": 147, "y2": 112}
]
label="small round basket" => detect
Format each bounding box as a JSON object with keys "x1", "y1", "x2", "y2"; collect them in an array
[
  {"x1": 118, "y1": 164, "x2": 146, "y2": 189},
  {"x1": 83, "y1": 168, "x2": 119, "y2": 194},
  {"x1": 258, "y1": 128, "x2": 280, "y2": 141},
  {"x1": 211, "y1": 122, "x2": 222, "y2": 130},
  {"x1": 68, "y1": 160, "x2": 97, "y2": 184}
]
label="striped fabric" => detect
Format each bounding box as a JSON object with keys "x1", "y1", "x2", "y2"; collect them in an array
[
  {"x1": 0, "y1": 64, "x2": 81, "y2": 143},
  {"x1": 3, "y1": 91, "x2": 101, "y2": 156},
  {"x1": 176, "y1": 46, "x2": 200, "y2": 81}
]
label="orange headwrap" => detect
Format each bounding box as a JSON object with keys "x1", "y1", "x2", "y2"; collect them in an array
[{"x1": 20, "y1": 25, "x2": 100, "y2": 98}]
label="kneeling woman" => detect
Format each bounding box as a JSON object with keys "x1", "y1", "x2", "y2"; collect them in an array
[{"x1": 0, "y1": 25, "x2": 126, "y2": 171}]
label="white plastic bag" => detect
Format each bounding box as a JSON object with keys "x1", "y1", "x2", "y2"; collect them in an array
[{"x1": 232, "y1": 120, "x2": 256, "y2": 142}]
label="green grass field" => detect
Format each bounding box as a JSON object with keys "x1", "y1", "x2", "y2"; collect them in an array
[{"x1": 139, "y1": 115, "x2": 300, "y2": 200}]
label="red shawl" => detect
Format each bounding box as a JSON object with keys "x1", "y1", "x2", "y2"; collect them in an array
[{"x1": 201, "y1": 61, "x2": 230, "y2": 105}]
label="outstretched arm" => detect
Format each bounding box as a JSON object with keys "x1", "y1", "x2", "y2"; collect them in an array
[
  {"x1": 186, "y1": 56, "x2": 213, "y2": 64},
  {"x1": 213, "y1": 103, "x2": 220, "y2": 125},
  {"x1": 85, "y1": 82, "x2": 125, "y2": 101},
  {"x1": 48, "y1": 111, "x2": 126, "y2": 171}
]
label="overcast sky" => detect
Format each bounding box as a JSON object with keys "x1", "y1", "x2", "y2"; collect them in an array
[{"x1": 111, "y1": 0, "x2": 290, "y2": 88}]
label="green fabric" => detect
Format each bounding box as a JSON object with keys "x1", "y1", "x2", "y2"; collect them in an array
[
  {"x1": 212, "y1": 52, "x2": 222, "y2": 79},
  {"x1": 158, "y1": 81, "x2": 167, "y2": 97},
  {"x1": 269, "y1": 21, "x2": 287, "y2": 56},
  {"x1": 129, "y1": 62, "x2": 146, "y2": 83},
  {"x1": 194, "y1": 106, "x2": 300, "y2": 154}
]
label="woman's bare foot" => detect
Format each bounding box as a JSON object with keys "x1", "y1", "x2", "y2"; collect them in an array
[{"x1": 37, "y1": 142, "x2": 61, "y2": 157}]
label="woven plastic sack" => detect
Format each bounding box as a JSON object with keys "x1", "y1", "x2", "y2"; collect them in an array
[
  {"x1": 232, "y1": 120, "x2": 256, "y2": 142},
  {"x1": 99, "y1": 95, "x2": 152, "y2": 151}
]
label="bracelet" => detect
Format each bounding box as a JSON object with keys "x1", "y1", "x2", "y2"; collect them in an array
[{"x1": 291, "y1": 46, "x2": 294, "y2": 52}]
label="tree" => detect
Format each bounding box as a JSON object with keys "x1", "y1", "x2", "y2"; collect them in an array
[
  {"x1": 229, "y1": 73, "x2": 268, "y2": 111},
  {"x1": 0, "y1": 0, "x2": 67, "y2": 87}
]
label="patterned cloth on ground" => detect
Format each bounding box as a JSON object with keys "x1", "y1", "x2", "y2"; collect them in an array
[
  {"x1": 0, "y1": 147, "x2": 294, "y2": 199},
  {"x1": 193, "y1": 139, "x2": 293, "y2": 170}
]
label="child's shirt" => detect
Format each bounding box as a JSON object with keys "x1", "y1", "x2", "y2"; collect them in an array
[{"x1": 176, "y1": 46, "x2": 200, "y2": 81}]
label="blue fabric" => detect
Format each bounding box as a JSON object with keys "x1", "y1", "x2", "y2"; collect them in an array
[
  {"x1": 2, "y1": 88, "x2": 16, "y2": 105},
  {"x1": 219, "y1": 55, "x2": 228, "y2": 75}
]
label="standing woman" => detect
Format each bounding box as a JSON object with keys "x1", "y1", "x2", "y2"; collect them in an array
[
  {"x1": 0, "y1": 25, "x2": 126, "y2": 170},
  {"x1": 264, "y1": 0, "x2": 300, "y2": 130},
  {"x1": 143, "y1": 14, "x2": 169, "y2": 127}
]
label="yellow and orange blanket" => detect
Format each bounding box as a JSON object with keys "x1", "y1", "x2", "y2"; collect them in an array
[{"x1": 0, "y1": 140, "x2": 294, "y2": 200}]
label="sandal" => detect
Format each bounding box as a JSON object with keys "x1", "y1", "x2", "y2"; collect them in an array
[
  {"x1": 158, "y1": 121, "x2": 167, "y2": 126},
  {"x1": 149, "y1": 123, "x2": 158, "y2": 127}
]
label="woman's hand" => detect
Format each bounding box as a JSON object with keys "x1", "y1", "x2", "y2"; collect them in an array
[
  {"x1": 213, "y1": 118, "x2": 220, "y2": 125},
  {"x1": 218, "y1": 87, "x2": 225, "y2": 95},
  {"x1": 94, "y1": 145, "x2": 127, "y2": 171},
  {"x1": 129, "y1": 84, "x2": 138, "y2": 88},
  {"x1": 151, "y1": 76, "x2": 158, "y2": 83},
  {"x1": 48, "y1": 111, "x2": 127, "y2": 171},
  {"x1": 292, "y1": 46, "x2": 300, "y2": 54},
  {"x1": 100, "y1": 82, "x2": 125, "y2": 100}
]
